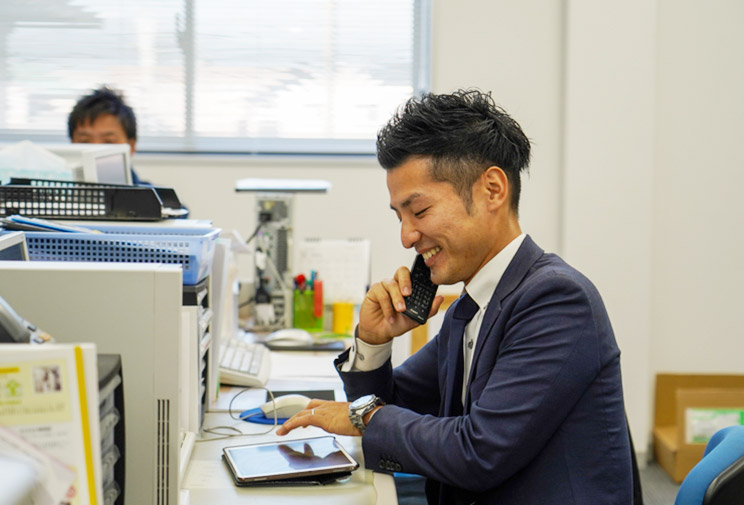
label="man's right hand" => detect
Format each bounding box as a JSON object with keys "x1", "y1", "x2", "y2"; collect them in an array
[{"x1": 357, "y1": 265, "x2": 443, "y2": 345}]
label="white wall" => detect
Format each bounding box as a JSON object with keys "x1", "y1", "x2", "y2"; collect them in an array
[
  {"x1": 431, "y1": 0, "x2": 565, "y2": 254},
  {"x1": 562, "y1": 0, "x2": 656, "y2": 458},
  {"x1": 652, "y1": 0, "x2": 744, "y2": 373},
  {"x1": 560, "y1": 0, "x2": 744, "y2": 458},
  {"x1": 134, "y1": 0, "x2": 744, "y2": 461}
]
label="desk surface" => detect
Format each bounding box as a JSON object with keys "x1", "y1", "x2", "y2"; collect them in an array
[{"x1": 180, "y1": 350, "x2": 397, "y2": 505}]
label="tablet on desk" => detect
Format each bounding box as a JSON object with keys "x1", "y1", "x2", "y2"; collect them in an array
[{"x1": 222, "y1": 435, "x2": 359, "y2": 486}]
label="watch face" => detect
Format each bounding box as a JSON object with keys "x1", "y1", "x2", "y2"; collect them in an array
[{"x1": 351, "y1": 394, "x2": 375, "y2": 410}]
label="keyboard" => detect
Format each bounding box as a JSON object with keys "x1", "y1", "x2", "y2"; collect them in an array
[{"x1": 218, "y1": 338, "x2": 271, "y2": 388}]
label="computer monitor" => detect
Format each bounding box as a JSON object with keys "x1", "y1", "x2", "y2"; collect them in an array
[
  {"x1": 35, "y1": 143, "x2": 132, "y2": 185},
  {"x1": 0, "y1": 232, "x2": 29, "y2": 261},
  {"x1": 81, "y1": 144, "x2": 132, "y2": 185}
]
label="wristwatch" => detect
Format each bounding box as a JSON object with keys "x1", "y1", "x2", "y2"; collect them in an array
[{"x1": 348, "y1": 394, "x2": 384, "y2": 433}]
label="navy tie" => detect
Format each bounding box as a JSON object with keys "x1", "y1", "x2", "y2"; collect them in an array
[
  {"x1": 453, "y1": 292, "x2": 479, "y2": 322},
  {"x1": 446, "y1": 293, "x2": 479, "y2": 415}
]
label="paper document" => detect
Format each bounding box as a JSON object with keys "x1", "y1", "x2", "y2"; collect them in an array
[
  {"x1": 0, "y1": 343, "x2": 102, "y2": 505},
  {"x1": 0, "y1": 425, "x2": 75, "y2": 505},
  {"x1": 296, "y1": 238, "x2": 371, "y2": 305}
]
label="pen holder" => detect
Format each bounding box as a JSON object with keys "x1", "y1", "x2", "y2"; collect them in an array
[{"x1": 293, "y1": 289, "x2": 323, "y2": 331}]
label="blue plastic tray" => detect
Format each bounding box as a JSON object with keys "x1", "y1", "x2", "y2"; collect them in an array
[{"x1": 23, "y1": 224, "x2": 220, "y2": 285}]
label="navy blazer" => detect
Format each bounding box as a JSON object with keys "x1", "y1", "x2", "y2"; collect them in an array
[{"x1": 337, "y1": 236, "x2": 632, "y2": 505}]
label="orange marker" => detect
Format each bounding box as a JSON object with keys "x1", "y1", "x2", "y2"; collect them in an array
[{"x1": 313, "y1": 280, "x2": 323, "y2": 318}]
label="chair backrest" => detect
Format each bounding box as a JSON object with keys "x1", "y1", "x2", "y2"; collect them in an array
[
  {"x1": 703, "y1": 452, "x2": 744, "y2": 505},
  {"x1": 675, "y1": 425, "x2": 744, "y2": 505}
]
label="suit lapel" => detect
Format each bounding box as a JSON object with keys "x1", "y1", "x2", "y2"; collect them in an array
[{"x1": 463, "y1": 235, "x2": 545, "y2": 407}]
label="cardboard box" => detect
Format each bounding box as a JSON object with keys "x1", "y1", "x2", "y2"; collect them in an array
[{"x1": 653, "y1": 374, "x2": 744, "y2": 482}]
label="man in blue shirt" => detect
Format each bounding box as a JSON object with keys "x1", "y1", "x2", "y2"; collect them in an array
[{"x1": 68, "y1": 86, "x2": 147, "y2": 185}]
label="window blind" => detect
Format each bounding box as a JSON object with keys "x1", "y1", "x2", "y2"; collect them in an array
[{"x1": 0, "y1": 0, "x2": 429, "y2": 154}]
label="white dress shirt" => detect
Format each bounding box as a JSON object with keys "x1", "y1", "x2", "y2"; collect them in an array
[{"x1": 342, "y1": 234, "x2": 526, "y2": 406}]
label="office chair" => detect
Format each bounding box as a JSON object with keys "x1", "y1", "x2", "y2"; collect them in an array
[{"x1": 674, "y1": 425, "x2": 744, "y2": 505}]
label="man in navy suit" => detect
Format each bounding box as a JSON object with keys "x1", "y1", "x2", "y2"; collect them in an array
[{"x1": 278, "y1": 89, "x2": 632, "y2": 504}]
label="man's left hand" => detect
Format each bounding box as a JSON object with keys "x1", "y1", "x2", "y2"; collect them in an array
[{"x1": 276, "y1": 399, "x2": 361, "y2": 437}]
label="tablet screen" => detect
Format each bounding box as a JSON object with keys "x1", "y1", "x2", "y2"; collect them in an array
[{"x1": 223, "y1": 436, "x2": 359, "y2": 483}]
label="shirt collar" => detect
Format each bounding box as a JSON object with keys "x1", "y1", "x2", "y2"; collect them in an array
[{"x1": 465, "y1": 233, "x2": 526, "y2": 310}]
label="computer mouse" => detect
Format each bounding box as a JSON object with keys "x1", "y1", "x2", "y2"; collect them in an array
[
  {"x1": 265, "y1": 328, "x2": 314, "y2": 347},
  {"x1": 259, "y1": 394, "x2": 312, "y2": 418}
]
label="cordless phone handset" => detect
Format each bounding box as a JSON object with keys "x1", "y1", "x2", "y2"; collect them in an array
[{"x1": 402, "y1": 255, "x2": 438, "y2": 325}]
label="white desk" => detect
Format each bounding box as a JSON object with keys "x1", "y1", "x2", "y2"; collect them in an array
[{"x1": 180, "y1": 350, "x2": 397, "y2": 505}]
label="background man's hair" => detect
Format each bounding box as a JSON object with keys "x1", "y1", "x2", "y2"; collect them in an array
[
  {"x1": 68, "y1": 86, "x2": 137, "y2": 141},
  {"x1": 376, "y1": 89, "x2": 531, "y2": 212}
]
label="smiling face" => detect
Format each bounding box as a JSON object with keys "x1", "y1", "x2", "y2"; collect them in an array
[{"x1": 387, "y1": 156, "x2": 518, "y2": 286}]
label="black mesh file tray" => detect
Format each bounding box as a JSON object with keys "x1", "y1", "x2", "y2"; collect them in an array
[{"x1": 0, "y1": 178, "x2": 183, "y2": 221}]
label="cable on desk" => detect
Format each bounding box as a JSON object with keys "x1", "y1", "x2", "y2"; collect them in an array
[
  {"x1": 245, "y1": 222, "x2": 262, "y2": 245},
  {"x1": 198, "y1": 386, "x2": 280, "y2": 442},
  {"x1": 238, "y1": 296, "x2": 254, "y2": 309}
]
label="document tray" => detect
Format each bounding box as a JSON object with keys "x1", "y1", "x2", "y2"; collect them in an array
[{"x1": 1, "y1": 178, "x2": 183, "y2": 221}]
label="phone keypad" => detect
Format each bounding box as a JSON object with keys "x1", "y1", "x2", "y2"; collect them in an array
[{"x1": 403, "y1": 256, "x2": 438, "y2": 324}]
